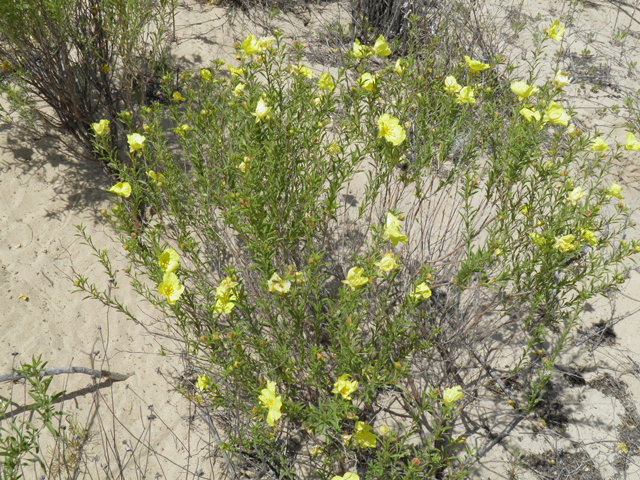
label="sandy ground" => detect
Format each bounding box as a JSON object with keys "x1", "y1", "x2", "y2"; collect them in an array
[{"x1": 2, "y1": 0, "x2": 640, "y2": 478}]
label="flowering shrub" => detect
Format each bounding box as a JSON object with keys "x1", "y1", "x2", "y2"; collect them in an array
[{"x1": 76, "y1": 25, "x2": 638, "y2": 479}]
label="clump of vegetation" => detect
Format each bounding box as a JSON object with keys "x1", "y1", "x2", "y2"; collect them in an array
[{"x1": 71, "y1": 18, "x2": 639, "y2": 478}]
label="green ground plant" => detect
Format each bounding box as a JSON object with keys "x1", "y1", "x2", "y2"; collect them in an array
[{"x1": 74, "y1": 21, "x2": 639, "y2": 479}]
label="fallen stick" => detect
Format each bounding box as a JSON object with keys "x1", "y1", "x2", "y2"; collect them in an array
[{"x1": 0, "y1": 366, "x2": 132, "y2": 384}]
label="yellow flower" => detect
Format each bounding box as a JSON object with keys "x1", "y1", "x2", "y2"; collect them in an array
[
  {"x1": 529, "y1": 232, "x2": 547, "y2": 246},
  {"x1": 520, "y1": 107, "x2": 542, "y2": 124},
  {"x1": 147, "y1": 170, "x2": 164, "y2": 186},
  {"x1": 352, "y1": 39, "x2": 368, "y2": 58},
  {"x1": 377, "y1": 114, "x2": 406, "y2": 146},
  {"x1": 552, "y1": 70, "x2": 570, "y2": 88},
  {"x1": 214, "y1": 276, "x2": 239, "y2": 314},
  {"x1": 172, "y1": 91, "x2": 186, "y2": 102},
  {"x1": 494, "y1": 248, "x2": 503, "y2": 256},
  {"x1": 455, "y1": 86, "x2": 476, "y2": 104},
  {"x1": 410, "y1": 282, "x2": 432, "y2": 300},
  {"x1": 200, "y1": 69, "x2": 211, "y2": 82},
  {"x1": 259, "y1": 381, "x2": 282, "y2": 427},
  {"x1": 544, "y1": 102, "x2": 570, "y2": 126},
  {"x1": 227, "y1": 66, "x2": 245, "y2": 77},
  {"x1": 354, "y1": 421, "x2": 376, "y2": 449},
  {"x1": 510, "y1": 81, "x2": 538, "y2": 101},
  {"x1": 357, "y1": 72, "x2": 376, "y2": 92},
  {"x1": 318, "y1": 72, "x2": 335, "y2": 91},
  {"x1": 372, "y1": 35, "x2": 391, "y2": 57},
  {"x1": 294, "y1": 271, "x2": 306, "y2": 284},
  {"x1": 127, "y1": 133, "x2": 146, "y2": 153},
  {"x1": 342, "y1": 267, "x2": 369, "y2": 290},
  {"x1": 443, "y1": 385, "x2": 464, "y2": 405},
  {"x1": 581, "y1": 228, "x2": 597, "y2": 247},
  {"x1": 158, "y1": 272, "x2": 185, "y2": 305},
  {"x1": 332, "y1": 474, "x2": 359, "y2": 480},
  {"x1": 91, "y1": 119, "x2": 110, "y2": 136},
  {"x1": 238, "y1": 161, "x2": 247, "y2": 173},
  {"x1": 464, "y1": 55, "x2": 489, "y2": 73},
  {"x1": 618, "y1": 443, "x2": 629, "y2": 455},
  {"x1": 332, "y1": 374, "x2": 358, "y2": 401},
  {"x1": 108, "y1": 182, "x2": 131, "y2": 198},
  {"x1": 379, "y1": 425, "x2": 390, "y2": 435},
  {"x1": 444, "y1": 75, "x2": 462, "y2": 95},
  {"x1": 158, "y1": 248, "x2": 179, "y2": 273},
  {"x1": 605, "y1": 182, "x2": 623, "y2": 200},
  {"x1": 566, "y1": 186, "x2": 586, "y2": 206},
  {"x1": 268, "y1": 272, "x2": 291, "y2": 295},
  {"x1": 329, "y1": 142, "x2": 341, "y2": 155},
  {"x1": 553, "y1": 234, "x2": 577, "y2": 253},
  {"x1": 252, "y1": 99, "x2": 272, "y2": 123},
  {"x1": 394, "y1": 58, "x2": 408, "y2": 75},
  {"x1": 625, "y1": 132, "x2": 640, "y2": 151},
  {"x1": 196, "y1": 374, "x2": 211, "y2": 391},
  {"x1": 384, "y1": 212, "x2": 408, "y2": 246},
  {"x1": 375, "y1": 253, "x2": 398, "y2": 274},
  {"x1": 233, "y1": 83, "x2": 245, "y2": 97},
  {"x1": 590, "y1": 138, "x2": 609, "y2": 152},
  {"x1": 180, "y1": 124, "x2": 191, "y2": 132},
  {"x1": 290, "y1": 63, "x2": 314, "y2": 78},
  {"x1": 546, "y1": 20, "x2": 565, "y2": 42},
  {"x1": 257, "y1": 36, "x2": 275, "y2": 51},
  {"x1": 241, "y1": 34, "x2": 260, "y2": 55}
]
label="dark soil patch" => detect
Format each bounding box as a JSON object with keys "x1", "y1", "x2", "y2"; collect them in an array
[{"x1": 523, "y1": 450, "x2": 603, "y2": 480}]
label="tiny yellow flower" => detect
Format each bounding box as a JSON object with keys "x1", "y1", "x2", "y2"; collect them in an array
[
  {"x1": 553, "y1": 234, "x2": 577, "y2": 253},
  {"x1": 127, "y1": 133, "x2": 146, "y2": 153},
  {"x1": 411, "y1": 282, "x2": 432, "y2": 300},
  {"x1": 259, "y1": 381, "x2": 282, "y2": 427},
  {"x1": 214, "y1": 276, "x2": 238, "y2": 314},
  {"x1": 227, "y1": 66, "x2": 244, "y2": 77},
  {"x1": 332, "y1": 374, "x2": 358, "y2": 401},
  {"x1": 394, "y1": 58, "x2": 408, "y2": 75},
  {"x1": 384, "y1": 212, "x2": 408, "y2": 246},
  {"x1": 238, "y1": 161, "x2": 247, "y2": 173},
  {"x1": 172, "y1": 91, "x2": 186, "y2": 102},
  {"x1": 552, "y1": 70, "x2": 570, "y2": 88},
  {"x1": 375, "y1": 253, "x2": 398, "y2": 274},
  {"x1": 108, "y1": 182, "x2": 131, "y2": 198},
  {"x1": 92, "y1": 119, "x2": 110, "y2": 136},
  {"x1": 546, "y1": 20, "x2": 565, "y2": 42},
  {"x1": 290, "y1": 63, "x2": 314, "y2": 78},
  {"x1": 329, "y1": 142, "x2": 341, "y2": 155},
  {"x1": 625, "y1": 132, "x2": 640, "y2": 151},
  {"x1": 519, "y1": 107, "x2": 542, "y2": 124},
  {"x1": 158, "y1": 248, "x2": 179, "y2": 273},
  {"x1": 268, "y1": 272, "x2": 291, "y2": 295},
  {"x1": 529, "y1": 232, "x2": 547, "y2": 246},
  {"x1": 180, "y1": 124, "x2": 191, "y2": 132},
  {"x1": 510, "y1": 81, "x2": 538, "y2": 101},
  {"x1": 200, "y1": 69, "x2": 211, "y2": 82},
  {"x1": 332, "y1": 474, "x2": 359, "y2": 480},
  {"x1": 318, "y1": 72, "x2": 335, "y2": 91},
  {"x1": 581, "y1": 228, "x2": 597, "y2": 247},
  {"x1": 544, "y1": 102, "x2": 570, "y2": 126},
  {"x1": 233, "y1": 83, "x2": 245, "y2": 96},
  {"x1": 377, "y1": 114, "x2": 406, "y2": 146},
  {"x1": 241, "y1": 34, "x2": 260, "y2": 55},
  {"x1": 494, "y1": 248, "x2": 503, "y2": 256},
  {"x1": 456, "y1": 86, "x2": 476, "y2": 104},
  {"x1": 354, "y1": 421, "x2": 376, "y2": 449},
  {"x1": 257, "y1": 36, "x2": 275, "y2": 51},
  {"x1": 158, "y1": 272, "x2": 185, "y2": 305},
  {"x1": 196, "y1": 374, "x2": 211, "y2": 391},
  {"x1": 147, "y1": 170, "x2": 164, "y2": 186},
  {"x1": 252, "y1": 99, "x2": 272, "y2": 123},
  {"x1": 605, "y1": 182, "x2": 623, "y2": 200},
  {"x1": 618, "y1": 443, "x2": 629, "y2": 455},
  {"x1": 357, "y1": 72, "x2": 376, "y2": 92},
  {"x1": 444, "y1": 75, "x2": 462, "y2": 95},
  {"x1": 352, "y1": 38, "x2": 368, "y2": 58},
  {"x1": 342, "y1": 267, "x2": 369, "y2": 291},
  {"x1": 379, "y1": 425, "x2": 390, "y2": 436},
  {"x1": 464, "y1": 55, "x2": 489, "y2": 73},
  {"x1": 590, "y1": 138, "x2": 609, "y2": 152},
  {"x1": 443, "y1": 385, "x2": 464, "y2": 405},
  {"x1": 372, "y1": 35, "x2": 391, "y2": 57},
  {"x1": 566, "y1": 186, "x2": 586, "y2": 206}
]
